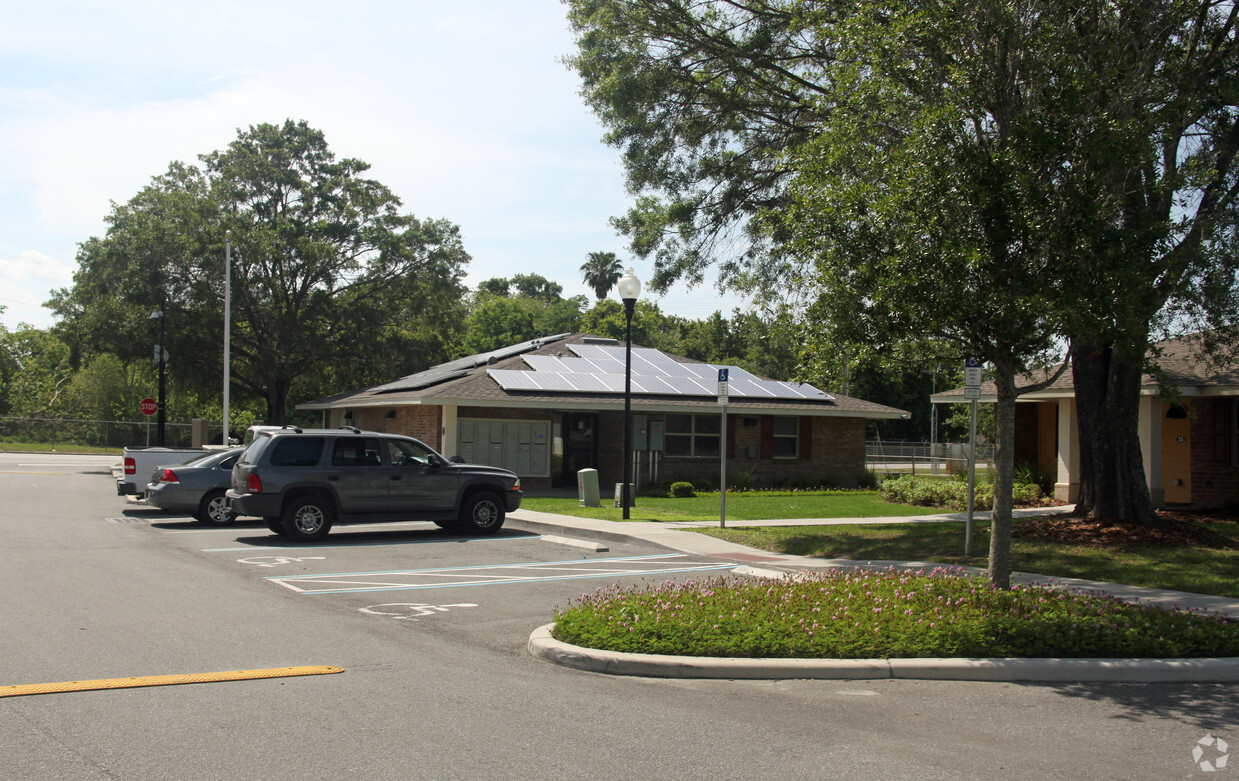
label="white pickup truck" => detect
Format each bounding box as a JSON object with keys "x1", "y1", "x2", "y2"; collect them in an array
[{"x1": 117, "y1": 446, "x2": 207, "y2": 497}]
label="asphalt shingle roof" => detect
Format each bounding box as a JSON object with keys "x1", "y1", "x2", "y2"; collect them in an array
[
  {"x1": 301, "y1": 332, "x2": 907, "y2": 419},
  {"x1": 932, "y1": 333, "x2": 1239, "y2": 400}
]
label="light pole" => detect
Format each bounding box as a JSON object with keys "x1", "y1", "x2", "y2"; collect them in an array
[
  {"x1": 223, "y1": 230, "x2": 232, "y2": 446},
  {"x1": 150, "y1": 307, "x2": 167, "y2": 446},
  {"x1": 617, "y1": 267, "x2": 641, "y2": 520}
]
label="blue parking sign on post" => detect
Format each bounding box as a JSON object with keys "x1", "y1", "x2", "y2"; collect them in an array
[
  {"x1": 964, "y1": 357, "x2": 983, "y2": 388},
  {"x1": 718, "y1": 368, "x2": 728, "y2": 383}
]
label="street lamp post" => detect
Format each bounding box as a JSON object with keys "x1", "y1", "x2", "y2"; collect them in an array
[
  {"x1": 150, "y1": 308, "x2": 167, "y2": 446},
  {"x1": 223, "y1": 230, "x2": 232, "y2": 446},
  {"x1": 617, "y1": 267, "x2": 641, "y2": 520}
]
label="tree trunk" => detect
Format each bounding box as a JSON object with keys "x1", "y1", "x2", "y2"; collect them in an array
[
  {"x1": 266, "y1": 376, "x2": 292, "y2": 425},
  {"x1": 988, "y1": 360, "x2": 1018, "y2": 589},
  {"x1": 1069, "y1": 335, "x2": 1157, "y2": 524}
]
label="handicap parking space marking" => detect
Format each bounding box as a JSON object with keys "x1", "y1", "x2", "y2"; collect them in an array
[
  {"x1": 359, "y1": 603, "x2": 478, "y2": 621},
  {"x1": 265, "y1": 553, "x2": 738, "y2": 595},
  {"x1": 237, "y1": 555, "x2": 327, "y2": 568}
]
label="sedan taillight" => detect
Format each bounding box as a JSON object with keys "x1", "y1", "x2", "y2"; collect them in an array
[
  {"x1": 247, "y1": 473, "x2": 263, "y2": 493},
  {"x1": 157, "y1": 469, "x2": 179, "y2": 484}
]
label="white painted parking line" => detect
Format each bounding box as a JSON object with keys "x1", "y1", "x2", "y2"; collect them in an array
[
  {"x1": 266, "y1": 553, "x2": 737, "y2": 595},
  {"x1": 201, "y1": 535, "x2": 537, "y2": 552}
]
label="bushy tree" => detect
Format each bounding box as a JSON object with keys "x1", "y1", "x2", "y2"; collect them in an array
[
  {"x1": 51, "y1": 120, "x2": 470, "y2": 423},
  {"x1": 566, "y1": 0, "x2": 1239, "y2": 545}
]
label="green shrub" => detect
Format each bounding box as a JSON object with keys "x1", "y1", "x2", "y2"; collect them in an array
[
  {"x1": 1014, "y1": 461, "x2": 1055, "y2": 496},
  {"x1": 880, "y1": 474, "x2": 1043, "y2": 511},
  {"x1": 670, "y1": 481, "x2": 697, "y2": 498},
  {"x1": 731, "y1": 470, "x2": 755, "y2": 492},
  {"x1": 552, "y1": 568, "x2": 1239, "y2": 659}
]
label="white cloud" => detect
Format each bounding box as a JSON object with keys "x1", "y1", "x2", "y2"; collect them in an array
[{"x1": 0, "y1": 0, "x2": 745, "y2": 331}]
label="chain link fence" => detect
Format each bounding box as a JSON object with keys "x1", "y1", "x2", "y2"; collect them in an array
[{"x1": 0, "y1": 417, "x2": 195, "y2": 450}]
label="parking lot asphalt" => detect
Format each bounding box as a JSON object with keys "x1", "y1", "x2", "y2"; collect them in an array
[{"x1": 507, "y1": 505, "x2": 1239, "y2": 682}]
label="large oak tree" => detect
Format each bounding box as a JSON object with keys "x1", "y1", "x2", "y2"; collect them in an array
[
  {"x1": 566, "y1": 0, "x2": 1239, "y2": 533},
  {"x1": 52, "y1": 120, "x2": 470, "y2": 423}
]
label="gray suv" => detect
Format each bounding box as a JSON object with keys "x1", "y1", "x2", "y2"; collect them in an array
[{"x1": 226, "y1": 427, "x2": 522, "y2": 542}]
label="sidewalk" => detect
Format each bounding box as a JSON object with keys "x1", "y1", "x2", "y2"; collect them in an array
[{"x1": 511, "y1": 505, "x2": 1239, "y2": 681}]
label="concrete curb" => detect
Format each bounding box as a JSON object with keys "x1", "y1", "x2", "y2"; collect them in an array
[{"x1": 527, "y1": 624, "x2": 1239, "y2": 682}]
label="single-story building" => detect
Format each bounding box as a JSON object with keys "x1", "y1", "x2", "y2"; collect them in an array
[
  {"x1": 930, "y1": 335, "x2": 1239, "y2": 508},
  {"x1": 299, "y1": 332, "x2": 909, "y2": 493}
]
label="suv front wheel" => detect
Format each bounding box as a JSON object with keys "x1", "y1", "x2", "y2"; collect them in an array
[
  {"x1": 459, "y1": 491, "x2": 505, "y2": 535},
  {"x1": 283, "y1": 495, "x2": 334, "y2": 542}
]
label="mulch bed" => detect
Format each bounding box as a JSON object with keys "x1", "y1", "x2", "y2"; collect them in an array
[{"x1": 1013, "y1": 510, "x2": 1239, "y2": 549}]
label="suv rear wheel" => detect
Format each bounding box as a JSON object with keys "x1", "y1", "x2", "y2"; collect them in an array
[
  {"x1": 459, "y1": 491, "x2": 505, "y2": 535},
  {"x1": 283, "y1": 495, "x2": 334, "y2": 542}
]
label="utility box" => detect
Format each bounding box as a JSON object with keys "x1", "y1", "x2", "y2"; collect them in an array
[
  {"x1": 613, "y1": 483, "x2": 637, "y2": 509},
  {"x1": 649, "y1": 419, "x2": 665, "y2": 451},
  {"x1": 191, "y1": 418, "x2": 208, "y2": 448},
  {"x1": 577, "y1": 468, "x2": 600, "y2": 507},
  {"x1": 633, "y1": 414, "x2": 649, "y2": 450}
]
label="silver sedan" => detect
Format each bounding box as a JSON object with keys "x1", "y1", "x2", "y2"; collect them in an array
[{"x1": 146, "y1": 448, "x2": 244, "y2": 524}]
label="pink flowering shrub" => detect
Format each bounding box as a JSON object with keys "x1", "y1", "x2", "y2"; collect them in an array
[{"x1": 552, "y1": 567, "x2": 1238, "y2": 659}]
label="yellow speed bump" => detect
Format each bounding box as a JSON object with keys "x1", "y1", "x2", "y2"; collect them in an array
[{"x1": 0, "y1": 666, "x2": 344, "y2": 698}]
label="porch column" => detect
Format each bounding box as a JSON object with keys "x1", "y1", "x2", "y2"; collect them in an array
[
  {"x1": 1055, "y1": 398, "x2": 1080, "y2": 503},
  {"x1": 1140, "y1": 395, "x2": 1165, "y2": 507},
  {"x1": 441, "y1": 406, "x2": 458, "y2": 458}
]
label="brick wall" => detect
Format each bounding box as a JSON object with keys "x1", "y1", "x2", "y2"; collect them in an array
[
  {"x1": 657, "y1": 414, "x2": 868, "y2": 489},
  {"x1": 348, "y1": 404, "x2": 872, "y2": 494},
  {"x1": 352, "y1": 406, "x2": 441, "y2": 449},
  {"x1": 1190, "y1": 398, "x2": 1239, "y2": 507}
]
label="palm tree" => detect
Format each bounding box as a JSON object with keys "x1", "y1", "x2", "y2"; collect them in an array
[{"x1": 580, "y1": 251, "x2": 624, "y2": 300}]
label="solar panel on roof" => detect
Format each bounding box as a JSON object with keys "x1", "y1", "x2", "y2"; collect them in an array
[
  {"x1": 726, "y1": 377, "x2": 774, "y2": 397},
  {"x1": 488, "y1": 370, "x2": 543, "y2": 391},
  {"x1": 631, "y1": 376, "x2": 679, "y2": 394},
  {"x1": 492, "y1": 339, "x2": 835, "y2": 401},
  {"x1": 563, "y1": 373, "x2": 615, "y2": 393}
]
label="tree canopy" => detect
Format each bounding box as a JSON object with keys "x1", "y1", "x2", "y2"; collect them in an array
[
  {"x1": 567, "y1": 0, "x2": 1239, "y2": 523},
  {"x1": 51, "y1": 120, "x2": 470, "y2": 423}
]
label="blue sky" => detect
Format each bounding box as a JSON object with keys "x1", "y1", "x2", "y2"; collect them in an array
[{"x1": 0, "y1": 0, "x2": 746, "y2": 331}]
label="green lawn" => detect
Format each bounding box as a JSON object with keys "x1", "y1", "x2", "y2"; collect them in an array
[
  {"x1": 520, "y1": 491, "x2": 932, "y2": 523},
  {"x1": 0, "y1": 441, "x2": 119, "y2": 455},
  {"x1": 697, "y1": 520, "x2": 1239, "y2": 599}
]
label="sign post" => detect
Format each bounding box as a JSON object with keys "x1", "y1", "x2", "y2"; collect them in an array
[
  {"x1": 718, "y1": 368, "x2": 729, "y2": 528},
  {"x1": 140, "y1": 397, "x2": 157, "y2": 446},
  {"x1": 963, "y1": 358, "x2": 982, "y2": 556}
]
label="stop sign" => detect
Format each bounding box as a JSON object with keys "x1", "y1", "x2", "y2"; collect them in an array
[{"x1": 139, "y1": 397, "x2": 158, "y2": 416}]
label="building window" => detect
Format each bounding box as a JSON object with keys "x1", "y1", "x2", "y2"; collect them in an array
[
  {"x1": 772, "y1": 416, "x2": 799, "y2": 458},
  {"x1": 666, "y1": 414, "x2": 720, "y2": 458}
]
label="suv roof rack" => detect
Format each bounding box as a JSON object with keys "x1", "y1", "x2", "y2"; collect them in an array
[{"x1": 338, "y1": 425, "x2": 361, "y2": 433}]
